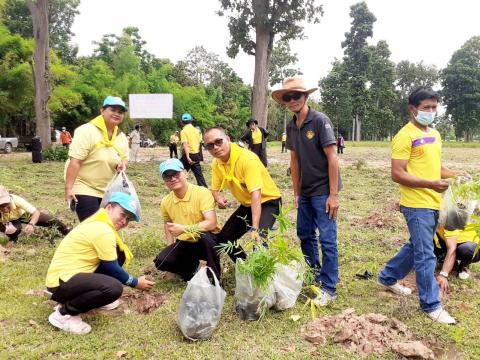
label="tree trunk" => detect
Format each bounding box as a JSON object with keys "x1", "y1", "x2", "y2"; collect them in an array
[
  {"x1": 26, "y1": 0, "x2": 51, "y2": 147},
  {"x1": 355, "y1": 113, "x2": 361, "y2": 141},
  {"x1": 252, "y1": 0, "x2": 272, "y2": 129},
  {"x1": 352, "y1": 117, "x2": 356, "y2": 141}
]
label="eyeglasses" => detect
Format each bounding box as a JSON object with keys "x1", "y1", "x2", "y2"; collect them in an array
[
  {"x1": 282, "y1": 92, "x2": 304, "y2": 103},
  {"x1": 204, "y1": 138, "x2": 224, "y2": 150},
  {"x1": 162, "y1": 171, "x2": 182, "y2": 181}
]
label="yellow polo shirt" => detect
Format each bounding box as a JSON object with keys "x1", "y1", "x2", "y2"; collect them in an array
[
  {"x1": 282, "y1": 134, "x2": 287, "y2": 142},
  {"x1": 160, "y1": 183, "x2": 219, "y2": 241},
  {"x1": 392, "y1": 122, "x2": 442, "y2": 210},
  {"x1": 169, "y1": 134, "x2": 179, "y2": 144},
  {"x1": 45, "y1": 219, "x2": 117, "y2": 287},
  {"x1": 66, "y1": 122, "x2": 129, "y2": 198},
  {"x1": 211, "y1": 147, "x2": 281, "y2": 206},
  {"x1": 180, "y1": 123, "x2": 201, "y2": 154},
  {"x1": 0, "y1": 194, "x2": 36, "y2": 223},
  {"x1": 252, "y1": 128, "x2": 262, "y2": 145}
]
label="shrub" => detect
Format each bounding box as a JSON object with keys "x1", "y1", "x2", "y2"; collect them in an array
[{"x1": 43, "y1": 146, "x2": 69, "y2": 161}]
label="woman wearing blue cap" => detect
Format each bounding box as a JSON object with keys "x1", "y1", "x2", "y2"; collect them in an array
[
  {"x1": 45, "y1": 192, "x2": 155, "y2": 335},
  {"x1": 64, "y1": 96, "x2": 130, "y2": 221}
]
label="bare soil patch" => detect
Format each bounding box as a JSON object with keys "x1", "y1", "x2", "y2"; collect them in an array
[
  {"x1": 351, "y1": 211, "x2": 397, "y2": 229},
  {"x1": 302, "y1": 308, "x2": 434, "y2": 359},
  {"x1": 121, "y1": 288, "x2": 168, "y2": 314}
]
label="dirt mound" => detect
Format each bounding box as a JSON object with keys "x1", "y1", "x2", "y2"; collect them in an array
[
  {"x1": 121, "y1": 289, "x2": 168, "y2": 314},
  {"x1": 302, "y1": 308, "x2": 434, "y2": 359}
]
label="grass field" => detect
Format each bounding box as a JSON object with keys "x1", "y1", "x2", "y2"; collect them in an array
[{"x1": 0, "y1": 143, "x2": 479, "y2": 359}]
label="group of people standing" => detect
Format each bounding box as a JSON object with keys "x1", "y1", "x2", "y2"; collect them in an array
[{"x1": 2, "y1": 75, "x2": 477, "y2": 336}]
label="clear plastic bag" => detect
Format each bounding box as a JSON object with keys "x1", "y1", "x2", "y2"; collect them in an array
[
  {"x1": 439, "y1": 186, "x2": 476, "y2": 231},
  {"x1": 234, "y1": 265, "x2": 276, "y2": 321},
  {"x1": 100, "y1": 172, "x2": 141, "y2": 218},
  {"x1": 273, "y1": 261, "x2": 304, "y2": 311},
  {"x1": 177, "y1": 267, "x2": 226, "y2": 341}
]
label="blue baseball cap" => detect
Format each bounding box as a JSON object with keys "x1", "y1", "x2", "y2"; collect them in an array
[
  {"x1": 181, "y1": 113, "x2": 192, "y2": 121},
  {"x1": 108, "y1": 192, "x2": 140, "y2": 222},
  {"x1": 103, "y1": 96, "x2": 128, "y2": 112},
  {"x1": 159, "y1": 158, "x2": 184, "y2": 176}
]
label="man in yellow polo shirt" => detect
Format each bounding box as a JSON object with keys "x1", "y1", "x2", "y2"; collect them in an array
[
  {"x1": 378, "y1": 88, "x2": 463, "y2": 325},
  {"x1": 45, "y1": 192, "x2": 154, "y2": 335},
  {"x1": 203, "y1": 127, "x2": 281, "y2": 263},
  {"x1": 241, "y1": 118, "x2": 269, "y2": 167},
  {"x1": 153, "y1": 159, "x2": 221, "y2": 280},
  {"x1": 179, "y1": 113, "x2": 207, "y2": 187},
  {"x1": 434, "y1": 223, "x2": 480, "y2": 292}
]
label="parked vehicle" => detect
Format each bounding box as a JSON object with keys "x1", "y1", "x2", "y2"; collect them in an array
[
  {"x1": 140, "y1": 138, "x2": 157, "y2": 148},
  {"x1": 18, "y1": 131, "x2": 61, "y2": 151},
  {"x1": 0, "y1": 135, "x2": 18, "y2": 153}
]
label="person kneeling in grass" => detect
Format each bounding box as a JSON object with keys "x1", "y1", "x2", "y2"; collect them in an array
[
  {"x1": 153, "y1": 159, "x2": 221, "y2": 281},
  {"x1": 45, "y1": 192, "x2": 154, "y2": 335},
  {"x1": 434, "y1": 223, "x2": 480, "y2": 293},
  {"x1": 0, "y1": 186, "x2": 70, "y2": 242}
]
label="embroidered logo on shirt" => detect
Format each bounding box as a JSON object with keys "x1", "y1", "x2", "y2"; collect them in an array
[
  {"x1": 411, "y1": 137, "x2": 436, "y2": 148},
  {"x1": 306, "y1": 130, "x2": 315, "y2": 140},
  {"x1": 325, "y1": 123, "x2": 331, "y2": 129}
]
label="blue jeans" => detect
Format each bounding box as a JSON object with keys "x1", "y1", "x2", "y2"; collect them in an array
[
  {"x1": 379, "y1": 206, "x2": 441, "y2": 313},
  {"x1": 297, "y1": 195, "x2": 338, "y2": 295}
]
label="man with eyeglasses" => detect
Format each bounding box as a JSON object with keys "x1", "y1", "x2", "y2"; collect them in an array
[
  {"x1": 203, "y1": 127, "x2": 282, "y2": 263},
  {"x1": 45, "y1": 192, "x2": 154, "y2": 335},
  {"x1": 179, "y1": 113, "x2": 207, "y2": 188},
  {"x1": 153, "y1": 158, "x2": 221, "y2": 280},
  {"x1": 272, "y1": 75, "x2": 341, "y2": 306}
]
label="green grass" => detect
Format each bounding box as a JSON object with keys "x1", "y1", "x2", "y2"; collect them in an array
[{"x1": 0, "y1": 147, "x2": 479, "y2": 359}]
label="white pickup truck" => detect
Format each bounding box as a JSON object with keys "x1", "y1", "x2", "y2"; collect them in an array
[{"x1": 0, "y1": 135, "x2": 18, "y2": 153}]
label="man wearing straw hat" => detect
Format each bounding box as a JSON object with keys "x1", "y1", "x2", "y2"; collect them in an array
[{"x1": 272, "y1": 75, "x2": 341, "y2": 306}]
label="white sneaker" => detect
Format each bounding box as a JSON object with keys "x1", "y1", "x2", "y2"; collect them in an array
[
  {"x1": 99, "y1": 299, "x2": 120, "y2": 311},
  {"x1": 426, "y1": 308, "x2": 456, "y2": 325},
  {"x1": 458, "y1": 271, "x2": 470, "y2": 280},
  {"x1": 378, "y1": 281, "x2": 412, "y2": 296},
  {"x1": 48, "y1": 307, "x2": 91, "y2": 334},
  {"x1": 312, "y1": 290, "x2": 336, "y2": 306}
]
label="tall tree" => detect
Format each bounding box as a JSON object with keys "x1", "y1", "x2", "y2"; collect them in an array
[
  {"x1": 218, "y1": 0, "x2": 322, "y2": 127},
  {"x1": 442, "y1": 36, "x2": 480, "y2": 141},
  {"x1": 4, "y1": 0, "x2": 79, "y2": 63},
  {"x1": 26, "y1": 0, "x2": 51, "y2": 146},
  {"x1": 341, "y1": 1, "x2": 376, "y2": 141},
  {"x1": 268, "y1": 39, "x2": 301, "y2": 87}
]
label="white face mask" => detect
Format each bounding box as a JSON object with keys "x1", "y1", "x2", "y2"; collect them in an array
[
  {"x1": 4, "y1": 222, "x2": 17, "y2": 235},
  {"x1": 415, "y1": 110, "x2": 436, "y2": 126}
]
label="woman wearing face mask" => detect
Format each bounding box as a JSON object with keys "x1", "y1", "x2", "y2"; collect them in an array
[{"x1": 64, "y1": 96, "x2": 130, "y2": 222}]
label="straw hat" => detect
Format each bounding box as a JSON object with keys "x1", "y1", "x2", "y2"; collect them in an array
[{"x1": 272, "y1": 75, "x2": 318, "y2": 105}]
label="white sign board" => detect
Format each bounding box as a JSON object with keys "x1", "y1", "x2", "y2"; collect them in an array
[{"x1": 129, "y1": 94, "x2": 173, "y2": 119}]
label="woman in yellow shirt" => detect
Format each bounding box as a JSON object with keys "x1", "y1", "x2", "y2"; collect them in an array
[
  {"x1": 64, "y1": 96, "x2": 129, "y2": 221},
  {"x1": 241, "y1": 118, "x2": 269, "y2": 167}
]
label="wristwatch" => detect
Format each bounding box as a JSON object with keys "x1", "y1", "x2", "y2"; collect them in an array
[{"x1": 439, "y1": 271, "x2": 449, "y2": 278}]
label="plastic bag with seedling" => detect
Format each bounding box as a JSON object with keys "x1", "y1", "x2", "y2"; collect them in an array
[
  {"x1": 177, "y1": 265, "x2": 226, "y2": 341},
  {"x1": 439, "y1": 177, "x2": 478, "y2": 231},
  {"x1": 100, "y1": 172, "x2": 142, "y2": 219}
]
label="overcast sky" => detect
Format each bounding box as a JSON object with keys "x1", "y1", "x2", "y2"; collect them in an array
[{"x1": 71, "y1": 0, "x2": 480, "y2": 91}]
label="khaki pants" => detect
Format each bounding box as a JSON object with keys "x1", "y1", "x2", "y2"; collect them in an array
[{"x1": 130, "y1": 143, "x2": 140, "y2": 162}]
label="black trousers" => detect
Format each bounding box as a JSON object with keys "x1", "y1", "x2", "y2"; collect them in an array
[
  {"x1": 180, "y1": 152, "x2": 207, "y2": 188},
  {"x1": 48, "y1": 273, "x2": 123, "y2": 315},
  {"x1": 75, "y1": 195, "x2": 102, "y2": 222},
  {"x1": 169, "y1": 144, "x2": 178, "y2": 158},
  {"x1": 153, "y1": 232, "x2": 221, "y2": 281},
  {"x1": 0, "y1": 212, "x2": 70, "y2": 241},
  {"x1": 434, "y1": 240, "x2": 480, "y2": 271},
  {"x1": 281, "y1": 142, "x2": 286, "y2": 153},
  {"x1": 337, "y1": 146, "x2": 344, "y2": 154},
  {"x1": 250, "y1": 144, "x2": 268, "y2": 167},
  {"x1": 216, "y1": 198, "x2": 281, "y2": 263}
]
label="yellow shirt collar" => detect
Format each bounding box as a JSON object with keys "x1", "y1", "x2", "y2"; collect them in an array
[{"x1": 172, "y1": 183, "x2": 193, "y2": 203}]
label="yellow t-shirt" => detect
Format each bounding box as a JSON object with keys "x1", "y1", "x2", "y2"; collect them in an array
[
  {"x1": 160, "y1": 183, "x2": 220, "y2": 241},
  {"x1": 45, "y1": 219, "x2": 117, "y2": 288},
  {"x1": 392, "y1": 122, "x2": 442, "y2": 210},
  {"x1": 66, "y1": 122, "x2": 129, "y2": 198},
  {"x1": 252, "y1": 128, "x2": 262, "y2": 145},
  {"x1": 180, "y1": 124, "x2": 201, "y2": 154},
  {"x1": 0, "y1": 194, "x2": 36, "y2": 223},
  {"x1": 169, "y1": 134, "x2": 179, "y2": 144},
  {"x1": 281, "y1": 134, "x2": 287, "y2": 142},
  {"x1": 211, "y1": 146, "x2": 281, "y2": 206}
]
